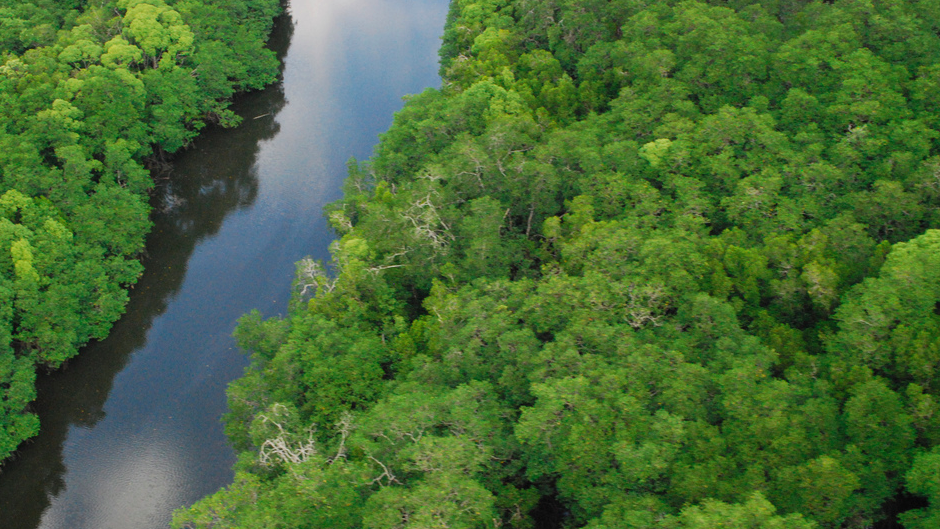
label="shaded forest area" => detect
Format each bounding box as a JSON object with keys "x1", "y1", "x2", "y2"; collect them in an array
[
  {"x1": 176, "y1": 0, "x2": 940, "y2": 527},
  {"x1": 0, "y1": 0, "x2": 282, "y2": 463}
]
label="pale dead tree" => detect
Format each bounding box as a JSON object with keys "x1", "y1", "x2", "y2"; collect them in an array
[
  {"x1": 296, "y1": 258, "x2": 321, "y2": 296},
  {"x1": 418, "y1": 166, "x2": 445, "y2": 183},
  {"x1": 454, "y1": 145, "x2": 488, "y2": 191},
  {"x1": 367, "y1": 264, "x2": 407, "y2": 276},
  {"x1": 259, "y1": 407, "x2": 356, "y2": 473},
  {"x1": 368, "y1": 455, "x2": 401, "y2": 486},
  {"x1": 328, "y1": 411, "x2": 355, "y2": 463},
  {"x1": 258, "y1": 404, "x2": 318, "y2": 467},
  {"x1": 623, "y1": 283, "x2": 669, "y2": 330},
  {"x1": 328, "y1": 208, "x2": 354, "y2": 233},
  {"x1": 366, "y1": 248, "x2": 411, "y2": 276},
  {"x1": 295, "y1": 258, "x2": 336, "y2": 297},
  {"x1": 383, "y1": 248, "x2": 412, "y2": 262},
  {"x1": 347, "y1": 170, "x2": 370, "y2": 193},
  {"x1": 401, "y1": 189, "x2": 454, "y2": 251}
]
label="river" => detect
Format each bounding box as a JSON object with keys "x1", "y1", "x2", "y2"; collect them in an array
[{"x1": 0, "y1": 1, "x2": 448, "y2": 526}]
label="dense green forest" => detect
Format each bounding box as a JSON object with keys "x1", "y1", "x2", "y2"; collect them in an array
[
  {"x1": 0, "y1": 0, "x2": 281, "y2": 463},
  {"x1": 170, "y1": 0, "x2": 940, "y2": 526}
]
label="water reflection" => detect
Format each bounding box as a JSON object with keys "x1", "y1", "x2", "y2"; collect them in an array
[
  {"x1": 0, "y1": 0, "x2": 448, "y2": 526},
  {"x1": 0, "y1": 14, "x2": 293, "y2": 528}
]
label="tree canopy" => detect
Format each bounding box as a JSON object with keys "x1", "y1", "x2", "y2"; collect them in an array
[
  {"x1": 0, "y1": 0, "x2": 282, "y2": 464},
  {"x1": 166, "y1": 0, "x2": 940, "y2": 526}
]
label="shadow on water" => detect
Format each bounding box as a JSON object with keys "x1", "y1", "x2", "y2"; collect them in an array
[{"x1": 0, "y1": 12, "x2": 294, "y2": 528}]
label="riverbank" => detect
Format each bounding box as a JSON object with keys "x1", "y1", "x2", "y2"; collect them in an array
[
  {"x1": 0, "y1": 1, "x2": 448, "y2": 526},
  {"x1": 0, "y1": 0, "x2": 283, "y2": 466},
  {"x1": 176, "y1": 0, "x2": 940, "y2": 527}
]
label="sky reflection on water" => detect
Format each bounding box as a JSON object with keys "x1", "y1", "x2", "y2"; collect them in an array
[{"x1": 0, "y1": 1, "x2": 448, "y2": 527}]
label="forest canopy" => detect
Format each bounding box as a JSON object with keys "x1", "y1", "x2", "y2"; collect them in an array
[
  {"x1": 0, "y1": 0, "x2": 282, "y2": 463},
  {"x1": 168, "y1": 0, "x2": 940, "y2": 527}
]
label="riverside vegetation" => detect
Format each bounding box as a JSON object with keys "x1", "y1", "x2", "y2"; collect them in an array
[
  {"x1": 0, "y1": 0, "x2": 933, "y2": 526},
  {"x1": 173, "y1": 0, "x2": 940, "y2": 527},
  {"x1": 0, "y1": 0, "x2": 282, "y2": 463}
]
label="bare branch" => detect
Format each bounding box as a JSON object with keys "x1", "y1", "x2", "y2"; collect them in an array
[
  {"x1": 258, "y1": 404, "x2": 318, "y2": 468},
  {"x1": 368, "y1": 455, "x2": 401, "y2": 486},
  {"x1": 329, "y1": 411, "x2": 354, "y2": 463},
  {"x1": 295, "y1": 258, "x2": 337, "y2": 297}
]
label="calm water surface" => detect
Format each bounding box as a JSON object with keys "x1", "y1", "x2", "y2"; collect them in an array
[{"x1": 0, "y1": 1, "x2": 448, "y2": 526}]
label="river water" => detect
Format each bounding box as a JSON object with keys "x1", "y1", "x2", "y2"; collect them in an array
[{"x1": 0, "y1": 1, "x2": 448, "y2": 526}]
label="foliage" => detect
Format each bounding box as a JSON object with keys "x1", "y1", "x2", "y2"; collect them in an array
[
  {"x1": 0, "y1": 0, "x2": 281, "y2": 465},
  {"x1": 176, "y1": 0, "x2": 940, "y2": 527}
]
